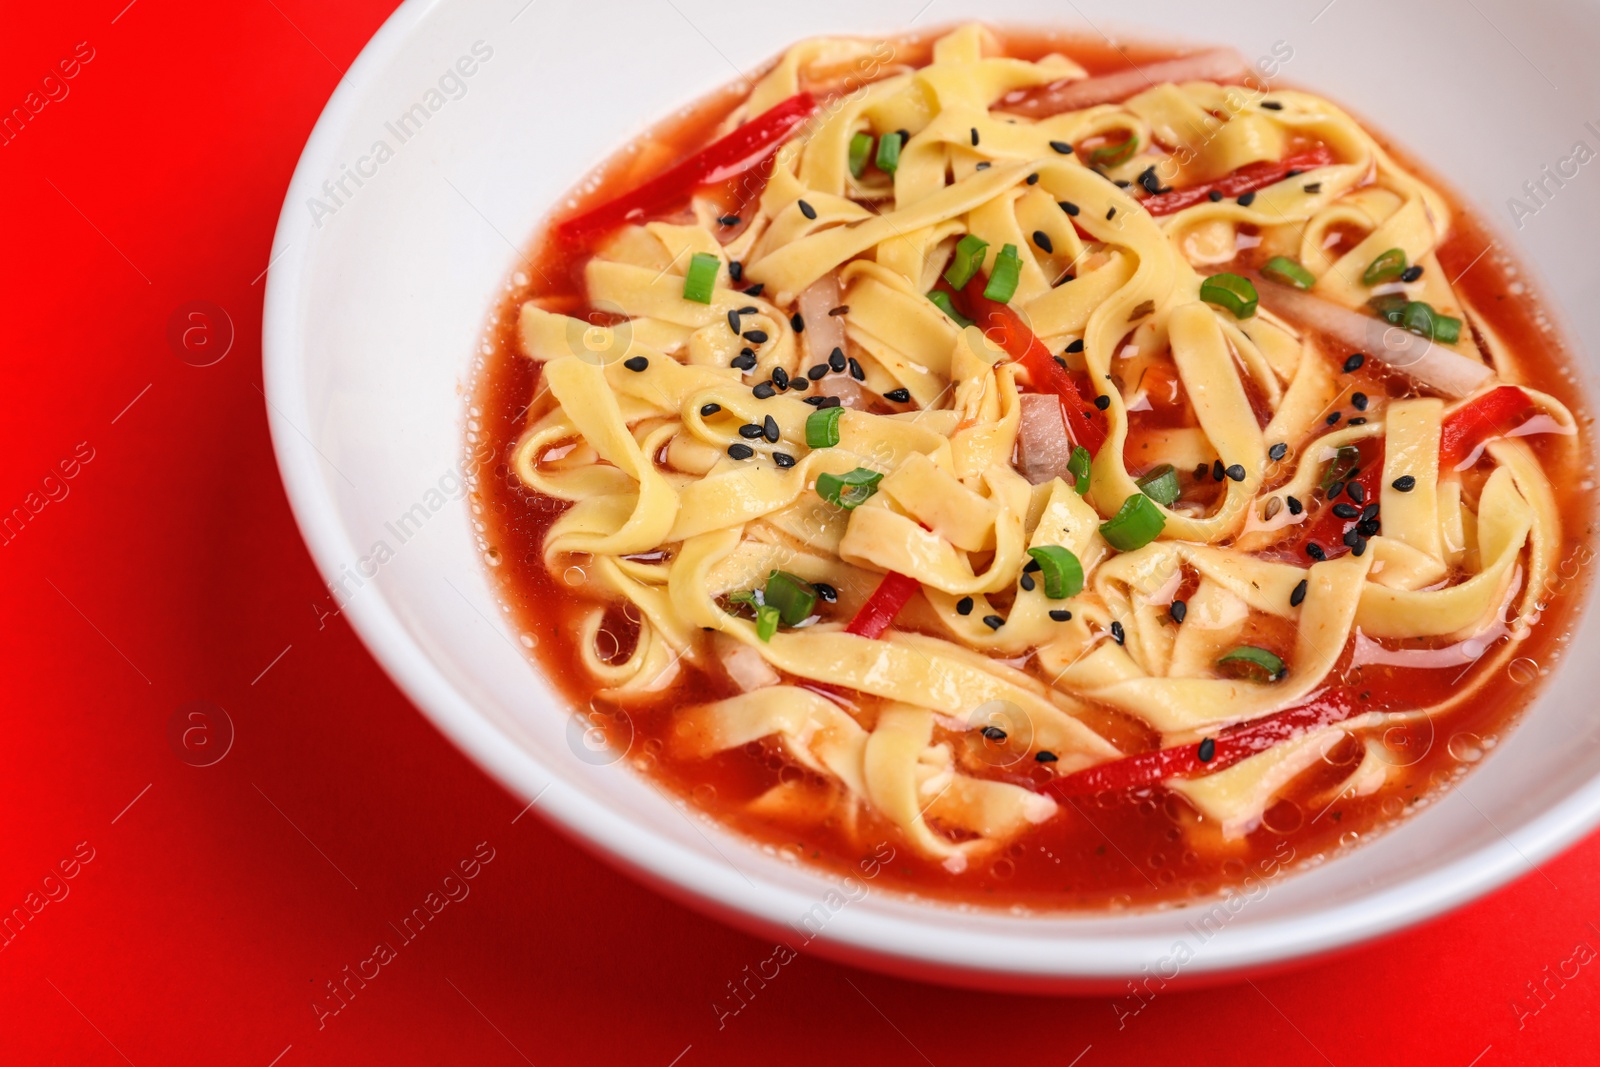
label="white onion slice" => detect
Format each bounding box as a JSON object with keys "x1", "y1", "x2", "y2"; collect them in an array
[
  {"x1": 1015, "y1": 393, "x2": 1076, "y2": 485},
  {"x1": 798, "y1": 273, "x2": 845, "y2": 371},
  {"x1": 714, "y1": 632, "x2": 779, "y2": 692},
  {"x1": 1002, "y1": 49, "x2": 1250, "y2": 117},
  {"x1": 1255, "y1": 283, "x2": 1493, "y2": 399}
]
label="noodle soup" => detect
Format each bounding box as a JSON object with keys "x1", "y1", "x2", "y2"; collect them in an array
[{"x1": 471, "y1": 25, "x2": 1592, "y2": 909}]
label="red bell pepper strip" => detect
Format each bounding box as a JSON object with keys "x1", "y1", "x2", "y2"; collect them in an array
[
  {"x1": 846, "y1": 571, "x2": 922, "y2": 639},
  {"x1": 961, "y1": 275, "x2": 1109, "y2": 456},
  {"x1": 1439, "y1": 385, "x2": 1535, "y2": 470},
  {"x1": 1049, "y1": 686, "x2": 1360, "y2": 797},
  {"x1": 555, "y1": 92, "x2": 819, "y2": 246},
  {"x1": 1140, "y1": 145, "x2": 1336, "y2": 217}
]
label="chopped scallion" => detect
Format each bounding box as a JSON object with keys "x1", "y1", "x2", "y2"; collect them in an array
[
  {"x1": 1369, "y1": 293, "x2": 1409, "y2": 324},
  {"x1": 983, "y1": 243, "x2": 1022, "y2": 304},
  {"x1": 1200, "y1": 272, "x2": 1258, "y2": 319},
  {"x1": 805, "y1": 406, "x2": 843, "y2": 448},
  {"x1": 1090, "y1": 134, "x2": 1139, "y2": 168},
  {"x1": 1261, "y1": 256, "x2": 1316, "y2": 290},
  {"x1": 763, "y1": 570, "x2": 817, "y2": 626},
  {"x1": 1217, "y1": 645, "x2": 1286, "y2": 681},
  {"x1": 1026, "y1": 545, "x2": 1085, "y2": 600},
  {"x1": 927, "y1": 290, "x2": 973, "y2": 327},
  {"x1": 816, "y1": 467, "x2": 883, "y2": 510},
  {"x1": 1136, "y1": 464, "x2": 1181, "y2": 506},
  {"x1": 1363, "y1": 248, "x2": 1409, "y2": 286},
  {"x1": 943, "y1": 234, "x2": 990, "y2": 290},
  {"x1": 1319, "y1": 445, "x2": 1360, "y2": 491},
  {"x1": 848, "y1": 132, "x2": 874, "y2": 179},
  {"x1": 755, "y1": 603, "x2": 781, "y2": 642},
  {"x1": 1067, "y1": 445, "x2": 1092, "y2": 496},
  {"x1": 682, "y1": 251, "x2": 720, "y2": 305},
  {"x1": 875, "y1": 131, "x2": 903, "y2": 175},
  {"x1": 1099, "y1": 493, "x2": 1166, "y2": 551}
]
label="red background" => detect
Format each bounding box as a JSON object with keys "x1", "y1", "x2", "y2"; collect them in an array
[{"x1": 2, "y1": 2, "x2": 1597, "y2": 1063}]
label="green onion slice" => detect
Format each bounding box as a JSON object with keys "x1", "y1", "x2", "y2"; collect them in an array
[
  {"x1": 1397, "y1": 300, "x2": 1462, "y2": 344},
  {"x1": 1067, "y1": 445, "x2": 1092, "y2": 496},
  {"x1": 682, "y1": 251, "x2": 720, "y2": 305},
  {"x1": 943, "y1": 234, "x2": 990, "y2": 290},
  {"x1": 1090, "y1": 134, "x2": 1139, "y2": 167},
  {"x1": 983, "y1": 243, "x2": 1022, "y2": 304},
  {"x1": 1135, "y1": 464, "x2": 1181, "y2": 506},
  {"x1": 805, "y1": 406, "x2": 843, "y2": 448},
  {"x1": 763, "y1": 570, "x2": 817, "y2": 626},
  {"x1": 755, "y1": 603, "x2": 781, "y2": 642},
  {"x1": 816, "y1": 467, "x2": 884, "y2": 510},
  {"x1": 875, "y1": 131, "x2": 903, "y2": 175},
  {"x1": 728, "y1": 589, "x2": 761, "y2": 611},
  {"x1": 1261, "y1": 256, "x2": 1316, "y2": 290},
  {"x1": 1432, "y1": 313, "x2": 1463, "y2": 345},
  {"x1": 1318, "y1": 445, "x2": 1361, "y2": 491},
  {"x1": 1217, "y1": 645, "x2": 1286, "y2": 681},
  {"x1": 1026, "y1": 545, "x2": 1085, "y2": 600},
  {"x1": 927, "y1": 290, "x2": 974, "y2": 327},
  {"x1": 1368, "y1": 293, "x2": 1409, "y2": 325},
  {"x1": 1099, "y1": 493, "x2": 1167, "y2": 551},
  {"x1": 848, "y1": 132, "x2": 874, "y2": 179},
  {"x1": 1362, "y1": 247, "x2": 1408, "y2": 286},
  {"x1": 1200, "y1": 273, "x2": 1258, "y2": 319}
]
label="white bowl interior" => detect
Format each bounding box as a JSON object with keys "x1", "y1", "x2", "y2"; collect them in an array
[{"x1": 264, "y1": 0, "x2": 1600, "y2": 988}]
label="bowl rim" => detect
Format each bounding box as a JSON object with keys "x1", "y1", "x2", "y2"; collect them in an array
[{"x1": 261, "y1": 0, "x2": 1600, "y2": 985}]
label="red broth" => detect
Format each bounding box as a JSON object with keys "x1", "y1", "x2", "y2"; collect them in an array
[{"x1": 468, "y1": 28, "x2": 1596, "y2": 910}]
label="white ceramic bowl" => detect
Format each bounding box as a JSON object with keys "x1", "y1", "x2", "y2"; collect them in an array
[{"x1": 263, "y1": 0, "x2": 1600, "y2": 991}]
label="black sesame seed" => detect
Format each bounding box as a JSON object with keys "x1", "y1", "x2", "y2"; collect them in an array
[
  {"x1": 828, "y1": 347, "x2": 846, "y2": 372},
  {"x1": 1328, "y1": 481, "x2": 1346, "y2": 499},
  {"x1": 828, "y1": 305, "x2": 849, "y2": 317},
  {"x1": 727, "y1": 443, "x2": 754, "y2": 460},
  {"x1": 807, "y1": 363, "x2": 829, "y2": 381},
  {"x1": 718, "y1": 214, "x2": 741, "y2": 226},
  {"x1": 1027, "y1": 172, "x2": 1041, "y2": 185},
  {"x1": 813, "y1": 582, "x2": 837, "y2": 602},
  {"x1": 763, "y1": 415, "x2": 780, "y2": 442},
  {"x1": 1401, "y1": 265, "x2": 1424, "y2": 283},
  {"x1": 971, "y1": 127, "x2": 980, "y2": 146},
  {"x1": 1351, "y1": 536, "x2": 1368, "y2": 557},
  {"x1": 743, "y1": 283, "x2": 765, "y2": 297},
  {"x1": 848, "y1": 357, "x2": 866, "y2": 381},
  {"x1": 1020, "y1": 573, "x2": 1036, "y2": 592},
  {"x1": 1290, "y1": 579, "x2": 1308, "y2": 607},
  {"x1": 956, "y1": 597, "x2": 974, "y2": 616},
  {"x1": 1050, "y1": 141, "x2": 1074, "y2": 154},
  {"x1": 1357, "y1": 519, "x2": 1380, "y2": 537},
  {"x1": 1049, "y1": 609, "x2": 1072, "y2": 622},
  {"x1": 981, "y1": 725, "x2": 1007, "y2": 741},
  {"x1": 731, "y1": 352, "x2": 757, "y2": 371},
  {"x1": 744, "y1": 330, "x2": 769, "y2": 345},
  {"x1": 789, "y1": 378, "x2": 809, "y2": 392},
  {"x1": 1269, "y1": 442, "x2": 1288, "y2": 461},
  {"x1": 1344, "y1": 527, "x2": 1364, "y2": 548},
  {"x1": 1023, "y1": 559, "x2": 1041, "y2": 573},
  {"x1": 1327, "y1": 411, "x2": 1342, "y2": 425},
  {"x1": 737, "y1": 423, "x2": 764, "y2": 439},
  {"x1": 1170, "y1": 600, "x2": 1187, "y2": 624},
  {"x1": 727, "y1": 310, "x2": 742, "y2": 334},
  {"x1": 1352, "y1": 392, "x2": 1369, "y2": 411},
  {"x1": 1110, "y1": 621, "x2": 1125, "y2": 645},
  {"x1": 797, "y1": 199, "x2": 816, "y2": 220},
  {"x1": 1393, "y1": 475, "x2": 1417, "y2": 492},
  {"x1": 1033, "y1": 230, "x2": 1054, "y2": 253},
  {"x1": 1362, "y1": 502, "x2": 1380, "y2": 522},
  {"x1": 1094, "y1": 395, "x2": 1111, "y2": 411},
  {"x1": 975, "y1": 162, "x2": 991, "y2": 171},
  {"x1": 1262, "y1": 101, "x2": 1283, "y2": 110},
  {"x1": 885, "y1": 387, "x2": 911, "y2": 403},
  {"x1": 699, "y1": 403, "x2": 721, "y2": 417},
  {"x1": 803, "y1": 396, "x2": 826, "y2": 407},
  {"x1": 1106, "y1": 207, "x2": 1117, "y2": 220},
  {"x1": 1287, "y1": 496, "x2": 1303, "y2": 515},
  {"x1": 1208, "y1": 189, "x2": 1224, "y2": 202},
  {"x1": 1209, "y1": 459, "x2": 1223, "y2": 482},
  {"x1": 1060, "y1": 200, "x2": 1081, "y2": 216},
  {"x1": 753, "y1": 382, "x2": 775, "y2": 400},
  {"x1": 773, "y1": 452, "x2": 795, "y2": 469},
  {"x1": 728, "y1": 261, "x2": 743, "y2": 283},
  {"x1": 1348, "y1": 482, "x2": 1366, "y2": 504},
  {"x1": 1066, "y1": 338, "x2": 1085, "y2": 354},
  {"x1": 738, "y1": 305, "x2": 759, "y2": 316},
  {"x1": 1303, "y1": 182, "x2": 1322, "y2": 194},
  {"x1": 623, "y1": 355, "x2": 649, "y2": 372},
  {"x1": 1137, "y1": 166, "x2": 1162, "y2": 195},
  {"x1": 983, "y1": 614, "x2": 1005, "y2": 631},
  {"x1": 1054, "y1": 355, "x2": 1069, "y2": 370},
  {"x1": 1332, "y1": 503, "x2": 1360, "y2": 519},
  {"x1": 1226, "y1": 464, "x2": 1246, "y2": 482},
  {"x1": 1198, "y1": 737, "x2": 1217, "y2": 762},
  {"x1": 1306, "y1": 543, "x2": 1327, "y2": 561},
  {"x1": 1343, "y1": 352, "x2": 1366, "y2": 372},
  {"x1": 1348, "y1": 417, "x2": 1368, "y2": 426},
  {"x1": 1036, "y1": 750, "x2": 1060, "y2": 763},
  {"x1": 772, "y1": 367, "x2": 790, "y2": 390},
  {"x1": 1237, "y1": 191, "x2": 1257, "y2": 207},
  {"x1": 790, "y1": 313, "x2": 805, "y2": 333},
  {"x1": 817, "y1": 395, "x2": 841, "y2": 409}
]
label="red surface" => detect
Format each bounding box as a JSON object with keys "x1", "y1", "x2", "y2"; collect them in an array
[{"x1": 2, "y1": 2, "x2": 1599, "y2": 1064}]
